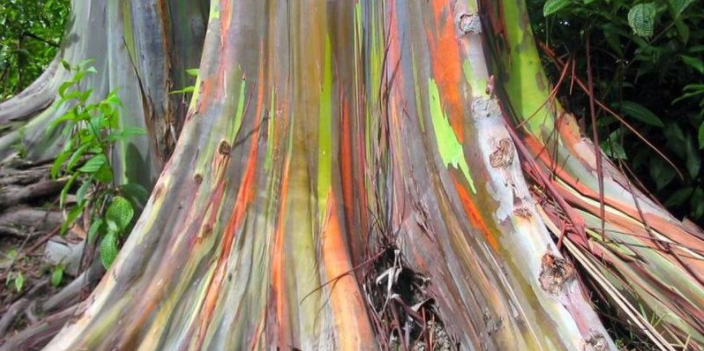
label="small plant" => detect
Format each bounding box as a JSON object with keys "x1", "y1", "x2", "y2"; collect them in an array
[
  {"x1": 3, "y1": 249, "x2": 25, "y2": 292},
  {"x1": 169, "y1": 68, "x2": 199, "y2": 95},
  {"x1": 49, "y1": 59, "x2": 146, "y2": 268},
  {"x1": 11, "y1": 126, "x2": 28, "y2": 159}
]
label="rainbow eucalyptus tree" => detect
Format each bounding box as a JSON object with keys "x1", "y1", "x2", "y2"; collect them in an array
[{"x1": 1, "y1": 0, "x2": 703, "y2": 350}]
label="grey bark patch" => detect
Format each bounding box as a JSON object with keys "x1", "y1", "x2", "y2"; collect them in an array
[
  {"x1": 538, "y1": 252, "x2": 575, "y2": 295},
  {"x1": 458, "y1": 13, "x2": 482, "y2": 34},
  {"x1": 470, "y1": 97, "x2": 501, "y2": 121}
]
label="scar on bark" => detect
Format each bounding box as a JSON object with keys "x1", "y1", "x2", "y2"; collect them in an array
[
  {"x1": 489, "y1": 138, "x2": 514, "y2": 168},
  {"x1": 538, "y1": 251, "x2": 575, "y2": 295},
  {"x1": 218, "y1": 140, "x2": 231, "y2": 155},
  {"x1": 458, "y1": 13, "x2": 482, "y2": 34},
  {"x1": 512, "y1": 195, "x2": 532, "y2": 218}
]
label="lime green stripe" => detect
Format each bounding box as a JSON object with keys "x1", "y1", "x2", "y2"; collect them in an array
[
  {"x1": 317, "y1": 35, "x2": 333, "y2": 215},
  {"x1": 428, "y1": 79, "x2": 476, "y2": 193}
]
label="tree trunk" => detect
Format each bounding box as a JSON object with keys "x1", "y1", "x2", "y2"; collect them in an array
[{"x1": 1, "y1": 0, "x2": 703, "y2": 350}]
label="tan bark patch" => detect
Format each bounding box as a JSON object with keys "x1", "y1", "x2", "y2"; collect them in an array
[{"x1": 538, "y1": 252, "x2": 575, "y2": 295}]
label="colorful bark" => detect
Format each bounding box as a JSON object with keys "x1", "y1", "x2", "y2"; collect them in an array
[
  {"x1": 40, "y1": 0, "x2": 618, "y2": 350},
  {"x1": 1, "y1": 0, "x2": 700, "y2": 350}
]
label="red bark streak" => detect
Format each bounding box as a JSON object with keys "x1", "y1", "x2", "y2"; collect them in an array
[{"x1": 340, "y1": 96, "x2": 358, "y2": 258}]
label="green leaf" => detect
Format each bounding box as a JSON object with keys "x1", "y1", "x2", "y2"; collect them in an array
[
  {"x1": 665, "y1": 187, "x2": 693, "y2": 207},
  {"x1": 58, "y1": 81, "x2": 74, "y2": 98},
  {"x1": 601, "y1": 24, "x2": 624, "y2": 57},
  {"x1": 78, "y1": 154, "x2": 107, "y2": 173},
  {"x1": 185, "y1": 68, "x2": 200, "y2": 77},
  {"x1": 686, "y1": 135, "x2": 701, "y2": 178},
  {"x1": 699, "y1": 123, "x2": 704, "y2": 150},
  {"x1": 60, "y1": 204, "x2": 83, "y2": 235},
  {"x1": 106, "y1": 127, "x2": 147, "y2": 142},
  {"x1": 14, "y1": 272, "x2": 24, "y2": 292},
  {"x1": 88, "y1": 218, "x2": 104, "y2": 243},
  {"x1": 60, "y1": 173, "x2": 79, "y2": 208},
  {"x1": 51, "y1": 150, "x2": 70, "y2": 179},
  {"x1": 692, "y1": 187, "x2": 704, "y2": 219},
  {"x1": 680, "y1": 55, "x2": 704, "y2": 74},
  {"x1": 78, "y1": 89, "x2": 93, "y2": 103},
  {"x1": 601, "y1": 130, "x2": 628, "y2": 160},
  {"x1": 76, "y1": 178, "x2": 92, "y2": 205},
  {"x1": 651, "y1": 157, "x2": 676, "y2": 190},
  {"x1": 78, "y1": 59, "x2": 95, "y2": 69},
  {"x1": 94, "y1": 163, "x2": 114, "y2": 183},
  {"x1": 669, "y1": 0, "x2": 696, "y2": 16},
  {"x1": 100, "y1": 231, "x2": 119, "y2": 268},
  {"x1": 121, "y1": 183, "x2": 149, "y2": 204},
  {"x1": 66, "y1": 143, "x2": 92, "y2": 171},
  {"x1": 48, "y1": 109, "x2": 77, "y2": 134},
  {"x1": 628, "y1": 3, "x2": 657, "y2": 38},
  {"x1": 619, "y1": 100, "x2": 664, "y2": 127},
  {"x1": 169, "y1": 86, "x2": 195, "y2": 95},
  {"x1": 543, "y1": 0, "x2": 572, "y2": 16},
  {"x1": 51, "y1": 265, "x2": 64, "y2": 287},
  {"x1": 106, "y1": 196, "x2": 134, "y2": 232}
]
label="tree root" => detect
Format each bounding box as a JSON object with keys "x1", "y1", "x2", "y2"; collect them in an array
[
  {"x1": 0, "y1": 58, "x2": 59, "y2": 125},
  {"x1": 0, "y1": 179, "x2": 66, "y2": 209},
  {"x1": 0, "y1": 303, "x2": 78, "y2": 351}
]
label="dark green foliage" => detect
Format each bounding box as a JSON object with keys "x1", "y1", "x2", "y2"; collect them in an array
[
  {"x1": 529, "y1": 0, "x2": 704, "y2": 223},
  {"x1": 0, "y1": 0, "x2": 70, "y2": 100}
]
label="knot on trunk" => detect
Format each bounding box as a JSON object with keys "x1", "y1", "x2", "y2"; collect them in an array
[
  {"x1": 218, "y1": 140, "x2": 231, "y2": 155},
  {"x1": 538, "y1": 252, "x2": 575, "y2": 295},
  {"x1": 489, "y1": 138, "x2": 514, "y2": 168}
]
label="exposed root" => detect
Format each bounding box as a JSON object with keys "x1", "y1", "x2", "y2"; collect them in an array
[
  {"x1": 0, "y1": 304, "x2": 78, "y2": 351},
  {"x1": 0, "y1": 179, "x2": 67, "y2": 209},
  {"x1": 0, "y1": 58, "x2": 59, "y2": 125}
]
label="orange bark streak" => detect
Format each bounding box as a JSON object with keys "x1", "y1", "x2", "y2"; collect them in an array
[
  {"x1": 451, "y1": 174, "x2": 499, "y2": 250},
  {"x1": 321, "y1": 192, "x2": 374, "y2": 350},
  {"x1": 429, "y1": 0, "x2": 464, "y2": 142}
]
